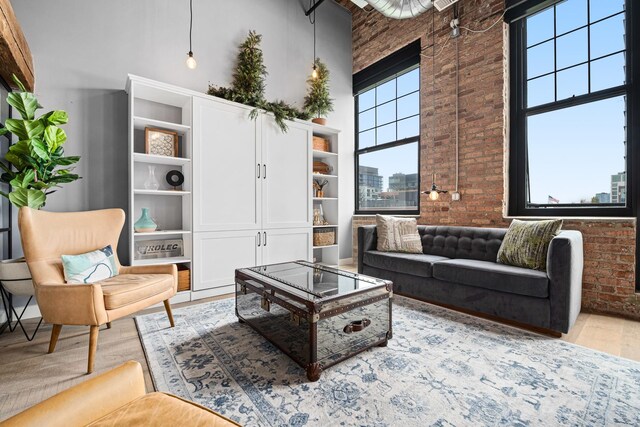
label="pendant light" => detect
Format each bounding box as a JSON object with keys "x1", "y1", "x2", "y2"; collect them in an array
[
  {"x1": 423, "y1": 173, "x2": 448, "y2": 201},
  {"x1": 422, "y1": 10, "x2": 448, "y2": 201},
  {"x1": 185, "y1": 0, "x2": 197, "y2": 69},
  {"x1": 310, "y1": 1, "x2": 318, "y2": 79}
]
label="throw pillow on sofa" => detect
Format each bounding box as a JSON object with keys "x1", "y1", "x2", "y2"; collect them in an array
[
  {"x1": 497, "y1": 219, "x2": 562, "y2": 271},
  {"x1": 376, "y1": 215, "x2": 423, "y2": 254},
  {"x1": 62, "y1": 245, "x2": 118, "y2": 284}
]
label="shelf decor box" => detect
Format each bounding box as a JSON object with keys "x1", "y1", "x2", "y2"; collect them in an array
[
  {"x1": 313, "y1": 136, "x2": 330, "y2": 152},
  {"x1": 313, "y1": 228, "x2": 336, "y2": 246},
  {"x1": 134, "y1": 239, "x2": 184, "y2": 260}
]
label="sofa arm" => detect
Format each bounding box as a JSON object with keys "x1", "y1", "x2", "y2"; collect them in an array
[
  {"x1": 357, "y1": 226, "x2": 378, "y2": 273},
  {"x1": 35, "y1": 283, "x2": 108, "y2": 326},
  {"x1": 547, "y1": 230, "x2": 584, "y2": 333},
  {"x1": 1, "y1": 361, "x2": 146, "y2": 427}
]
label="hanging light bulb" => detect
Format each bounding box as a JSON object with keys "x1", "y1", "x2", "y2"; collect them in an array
[
  {"x1": 422, "y1": 173, "x2": 448, "y2": 201},
  {"x1": 310, "y1": 3, "x2": 318, "y2": 79},
  {"x1": 186, "y1": 51, "x2": 197, "y2": 69},
  {"x1": 429, "y1": 186, "x2": 440, "y2": 201},
  {"x1": 185, "y1": 0, "x2": 196, "y2": 70}
]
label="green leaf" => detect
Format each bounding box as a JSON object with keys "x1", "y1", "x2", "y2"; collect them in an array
[
  {"x1": 44, "y1": 111, "x2": 69, "y2": 125},
  {"x1": 8, "y1": 188, "x2": 46, "y2": 209},
  {"x1": 0, "y1": 190, "x2": 8, "y2": 199},
  {"x1": 54, "y1": 156, "x2": 80, "y2": 166},
  {"x1": 7, "y1": 92, "x2": 41, "y2": 120},
  {"x1": 49, "y1": 173, "x2": 80, "y2": 184},
  {"x1": 30, "y1": 138, "x2": 49, "y2": 161},
  {"x1": 9, "y1": 169, "x2": 35, "y2": 189},
  {"x1": 11, "y1": 75, "x2": 27, "y2": 92},
  {"x1": 44, "y1": 125, "x2": 66, "y2": 150},
  {"x1": 0, "y1": 127, "x2": 8, "y2": 136},
  {"x1": 4, "y1": 119, "x2": 44, "y2": 141}
]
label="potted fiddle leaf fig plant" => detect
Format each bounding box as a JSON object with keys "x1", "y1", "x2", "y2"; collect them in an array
[
  {"x1": 304, "y1": 58, "x2": 334, "y2": 126},
  {"x1": 0, "y1": 75, "x2": 81, "y2": 314},
  {"x1": 0, "y1": 75, "x2": 81, "y2": 209}
]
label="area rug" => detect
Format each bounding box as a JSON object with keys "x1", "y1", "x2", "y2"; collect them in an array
[{"x1": 135, "y1": 296, "x2": 640, "y2": 426}]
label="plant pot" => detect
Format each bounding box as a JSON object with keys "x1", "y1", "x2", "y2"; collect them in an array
[
  {"x1": 0, "y1": 258, "x2": 35, "y2": 296},
  {"x1": 312, "y1": 117, "x2": 327, "y2": 126}
]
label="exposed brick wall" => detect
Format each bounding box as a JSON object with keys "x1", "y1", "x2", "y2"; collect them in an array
[{"x1": 340, "y1": 0, "x2": 639, "y2": 319}]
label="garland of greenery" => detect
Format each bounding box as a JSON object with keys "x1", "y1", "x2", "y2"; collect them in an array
[{"x1": 207, "y1": 31, "x2": 310, "y2": 132}]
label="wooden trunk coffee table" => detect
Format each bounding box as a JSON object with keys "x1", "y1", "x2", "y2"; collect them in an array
[{"x1": 235, "y1": 261, "x2": 393, "y2": 381}]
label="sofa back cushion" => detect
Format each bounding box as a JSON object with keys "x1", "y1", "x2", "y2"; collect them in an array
[{"x1": 418, "y1": 226, "x2": 506, "y2": 262}]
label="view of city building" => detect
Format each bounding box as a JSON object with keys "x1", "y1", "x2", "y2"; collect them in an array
[
  {"x1": 358, "y1": 168, "x2": 419, "y2": 210},
  {"x1": 611, "y1": 171, "x2": 626, "y2": 204}
]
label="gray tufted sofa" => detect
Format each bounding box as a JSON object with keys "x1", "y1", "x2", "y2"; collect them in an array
[{"x1": 358, "y1": 225, "x2": 584, "y2": 334}]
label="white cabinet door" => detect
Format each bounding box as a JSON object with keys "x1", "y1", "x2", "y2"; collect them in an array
[
  {"x1": 192, "y1": 97, "x2": 261, "y2": 232},
  {"x1": 261, "y1": 117, "x2": 312, "y2": 229},
  {"x1": 262, "y1": 228, "x2": 312, "y2": 265},
  {"x1": 193, "y1": 230, "x2": 260, "y2": 291}
]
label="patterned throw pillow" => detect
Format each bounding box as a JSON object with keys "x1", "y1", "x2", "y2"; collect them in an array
[
  {"x1": 376, "y1": 215, "x2": 423, "y2": 254},
  {"x1": 497, "y1": 219, "x2": 563, "y2": 271},
  {"x1": 62, "y1": 245, "x2": 118, "y2": 284}
]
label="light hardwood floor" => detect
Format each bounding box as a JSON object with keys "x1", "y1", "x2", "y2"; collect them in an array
[{"x1": 1, "y1": 289, "x2": 639, "y2": 421}]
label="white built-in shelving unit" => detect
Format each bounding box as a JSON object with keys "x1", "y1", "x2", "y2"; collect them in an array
[
  {"x1": 311, "y1": 124, "x2": 340, "y2": 266},
  {"x1": 126, "y1": 74, "x2": 341, "y2": 300},
  {"x1": 126, "y1": 75, "x2": 193, "y2": 295}
]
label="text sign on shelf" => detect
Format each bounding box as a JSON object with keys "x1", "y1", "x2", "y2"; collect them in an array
[{"x1": 135, "y1": 239, "x2": 183, "y2": 260}]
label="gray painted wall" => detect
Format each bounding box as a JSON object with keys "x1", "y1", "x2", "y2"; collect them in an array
[{"x1": 4, "y1": 0, "x2": 354, "y2": 322}]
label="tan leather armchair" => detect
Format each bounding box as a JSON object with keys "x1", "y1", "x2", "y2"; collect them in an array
[
  {"x1": 18, "y1": 207, "x2": 178, "y2": 374},
  {"x1": 0, "y1": 361, "x2": 240, "y2": 426}
]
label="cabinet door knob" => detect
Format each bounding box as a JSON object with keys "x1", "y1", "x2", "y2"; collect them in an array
[
  {"x1": 263, "y1": 231, "x2": 267, "y2": 246},
  {"x1": 257, "y1": 163, "x2": 260, "y2": 179},
  {"x1": 263, "y1": 164, "x2": 266, "y2": 179},
  {"x1": 257, "y1": 232, "x2": 261, "y2": 247}
]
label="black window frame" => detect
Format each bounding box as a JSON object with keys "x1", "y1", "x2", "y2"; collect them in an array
[
  {"x1": 353, "y1": 40, "x2": 421, "y2": 215},
  {"x1": 0, "y1": 76, "x2": 13, "y2": 261},
  {"x1": 508, "y1": 0, "x2": 638, "y2": 217}
]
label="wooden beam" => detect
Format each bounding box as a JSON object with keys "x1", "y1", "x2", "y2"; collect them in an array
[{"x1": 0, "y1": 0, "x2": 34, "y2": 91}]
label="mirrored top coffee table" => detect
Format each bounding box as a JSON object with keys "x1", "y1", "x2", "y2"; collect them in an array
[{"x1": 235, "y1": 261, "x2": 393, "y2": 381}]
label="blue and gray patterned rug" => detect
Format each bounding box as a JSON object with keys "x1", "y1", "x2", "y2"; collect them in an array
[{"x1": 135, "y1": 296, "x2": 640, "y2": 426}]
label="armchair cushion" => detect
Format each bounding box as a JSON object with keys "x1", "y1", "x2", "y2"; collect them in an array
[
  {"x1": 87, "y1": 392, "x2": 240, "y2": 427},
  {"x1": 99, "y1": 274, "x2": 174, "y2": 310}
]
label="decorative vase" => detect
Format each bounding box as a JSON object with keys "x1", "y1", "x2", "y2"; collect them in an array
[
  {"x1": 312, "y1": 117, "x2": 327, "y2": 126},
  {"x1": 144, "y1": 165, "x2": 160, "y2": 190},
  {"x1": 317, "y1": 190, "x2": 324, "y2": 198},
  {"x1": 134, "y1": 208, "x2": 157, "y2": 232}
]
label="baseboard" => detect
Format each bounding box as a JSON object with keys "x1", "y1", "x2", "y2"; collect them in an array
[
  {"x1": 339, "y1": 257, "x2": 354, "y2": 266},
  {"x1": 190, "y1": 285, "x2": 235, "y2": 301}
]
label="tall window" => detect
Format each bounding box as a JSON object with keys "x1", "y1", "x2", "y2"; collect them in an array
[
  {"x1": 509, "y1": 0, "x2": 631, "y2": 216},
  {"x1": 354, "y1": 41, "x2": 421, "y2": 214}
]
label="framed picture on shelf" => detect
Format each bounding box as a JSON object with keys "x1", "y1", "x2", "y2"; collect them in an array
[{"x1": 145, "y1": 127, "x2": 178, "y2": 157}]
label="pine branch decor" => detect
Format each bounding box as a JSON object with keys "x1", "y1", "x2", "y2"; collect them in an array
[
  {"x1": 304, "y1": 58, "x2": 334, "y2": 121},
  {"x1": 206, "y1": 31, "x2": 309, "y2": 133}
]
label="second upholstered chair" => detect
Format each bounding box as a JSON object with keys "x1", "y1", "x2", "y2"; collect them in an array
[{"x1": 18, "y1": 207, "x2": 177, "y2": 374}]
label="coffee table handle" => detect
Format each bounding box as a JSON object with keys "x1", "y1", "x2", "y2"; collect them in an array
[{"x1": 343, "y1": 318, "x2": 371, "y2": 334}]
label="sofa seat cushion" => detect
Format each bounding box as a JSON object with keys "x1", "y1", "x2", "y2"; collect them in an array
[
  {"x1": 432, "y1": 259, "x2": 549, "y2": 298},
  {"x1": 99, "y1": 274, "x2": 174, "y2": 310},
  {"x1": 363, "y1": 250, "x2": 449, "y2": 278},
  {"x1": 88, "y1": 392, "x2": 240, "y2": 427}
]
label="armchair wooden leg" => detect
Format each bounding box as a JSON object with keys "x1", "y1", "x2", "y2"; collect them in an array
[
  {"x1": 106, "y1": 322, "x2": 112, "y2": 329},
  {"x1": 48, "y1": 324, "x2": 62, "y2": 354},
  {"x1": 87, "y1": 325, "x2": 99, "y2": 374},
  {"x1": 163, "y1": 300, "x2": 175, "y2": 328}
]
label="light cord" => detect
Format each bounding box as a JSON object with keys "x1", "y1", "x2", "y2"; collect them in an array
[
  {"x1": 459, "y1": 10, "x2": 506, "y2": 34},
  {"x1": 189, "y1": 0, "x2": 193, "y2": 52}
]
